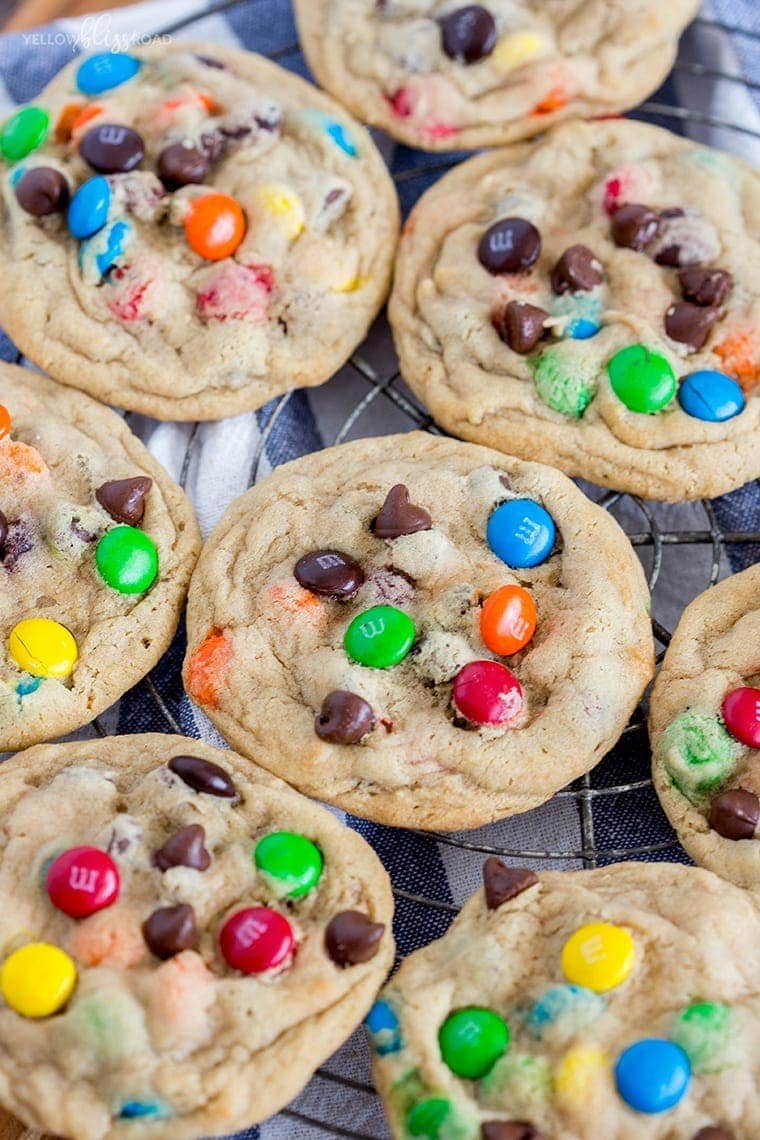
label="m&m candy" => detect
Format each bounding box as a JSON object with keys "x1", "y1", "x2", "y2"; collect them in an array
[
  {"x1": 721, "y1": 686, "x2": 760, "y2": 749},
  {"x1": 219, "y1": 907, "x2": 295, "y2": 974},
  {"x1": 614, "y1": 1039, "x2": 690, "y2": 1113},
  {"x1": 526, "y1": 983, "x2": 605, "y2": 1040},
  {"x1": 678, "y1": 370, "x2": 745, "y2": 422},
  {"x1": 607, "y1": 345, "x2": 676, "y2": 414},
  {"x1": 438, "y1": 1007, "x2": 510, "y2": 1079},
  {"x1": 365, "y1": 999, "x2": 402, "y2": 1055},
  {"x1": 254, "y1": 831, "x2": 323, "y2": 898},
  {"x1": 480, "y1": 585, "x2": 537, "y2": 656},
  {"x1": 324, "y1": 120, "x2": 358, "y2": 158},
  {"x1": 1, "y1": 942, "x2": 77, "y2": 1018},
  {"x1": 96, "y1": 526, "x2": 158, "y2": 594},
  {"x1": 0, "y1": 403, "x2": 10, "y2": 439},
  {"x1": 452, "y1": 660, "x2": 524, "y2": 727},
  {"x1": 68, "y1": 175, "x2": 111, "y2": 240},
  {"x1": 0, "y1": 106, "x2": 49, "y2": 162},
  {"x1": 344, "y1": 605, "x2": 415, "y2": 668},
  {"x1": 671, "y1": 1001, "x2": 733, "y2": 1074},
  {"x1": 487, "y1": 499, "x2": 556, "y2": 568},
  {"x1": 8, "y1": 617, "x2": 78, "y2": 678},
  {"x1": 561, "y1": 922, "x2": 635, "y2": 992},
  {"x1": 46, "y1": 846, "x2": 120, "y2": 918},
  {"x1": 406, "y1": 1098, "x2": 454, "y2": 1138},
  {"x1": 76, "y1": 53, "x2": 141, "y2": 96},
  {"x1": 184, "y1": 193, "x2": 246, "y2": 260}
]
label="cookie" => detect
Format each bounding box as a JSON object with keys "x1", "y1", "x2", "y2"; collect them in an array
[
  {"x1": 294, "y1": 0, "x2": 699, "y2": 152},
  {"x1": 370, "y1": 860, "x2": 760, "y2": 1138},
  {"x1": 0, "y1": 43, "x2": 399, "y2": 421},
  {"x1": 0, "y1": 365, "x2": 200, "y2": 751},
  {"x1": 0, "y1": 734, "x2": 394, "y2": 1139},
  {"x1": 649, "y1": 564, "x2": 760, "y2": 891},
  {"x1": 183, "y1": 432, "x2": 654, "y2": 830},
  {"x1": 390, "y1": 119, "x2": 760, "y2": 501}
]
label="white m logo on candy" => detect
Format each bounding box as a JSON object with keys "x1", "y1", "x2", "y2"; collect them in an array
[
  {"x1": 69, "y1": 867, "x2": 99, "y2": 893},
  {"x1": 98, "y1": 125, "x2": 129, "y2": 145},
  {"x1": 359, "y1": 619, "x2": 386, "y2": 639}
]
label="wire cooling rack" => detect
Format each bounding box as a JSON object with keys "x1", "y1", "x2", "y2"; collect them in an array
[{"x1": 15, "y1": 3, "x2": 757, "y2": 1137}]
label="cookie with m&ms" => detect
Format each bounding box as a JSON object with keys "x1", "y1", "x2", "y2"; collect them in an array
[
  {"x1": 650, "y1": 563, "x2": 760, "y2": 890},
  {"x1": 0, "y1": 735, "x2": 393, "y2": 1138},
  {"x1": 370, "y1": 861, "x2": 760, "y2": 1139},
  {"x1": 0, "y1": 43, "x2": 398, "y2": 421},
  {"x1": 294, "y1": 1, "x2": 698, "y2": 152},
  {"x1": 184, "y1": 432, "x2": 653, "y2": 829},
  {"x1": 0, "y1": 365, "x2": 199, "y2": 752},
  {"x1": 390, "y1": 119, "x2": 759, "y2": 501}
]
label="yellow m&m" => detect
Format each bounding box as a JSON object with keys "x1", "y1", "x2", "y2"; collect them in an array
[
  {"x1": 1, "y1": 943, "x2": 77, "y2": 1018},
  {"x1": 492, "y1": 31, "x2": 549, "y2": 74},
  {"x1": 8, "y1": 617, "x2": 79, "y2": 679},
  {"x1": 561, "y1": 922, "x2": 635, "y2": 992},
  {"x1": 256, "y1": 183, "x2": 305, "y2": 240},
  {"x1": 554, "y1": 1045, "x2": 608, "y2": 1109}
]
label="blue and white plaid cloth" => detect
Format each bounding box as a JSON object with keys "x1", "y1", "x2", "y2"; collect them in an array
[{"x1": 0, "y1": 2, "x2": 758, "y2": 1136}]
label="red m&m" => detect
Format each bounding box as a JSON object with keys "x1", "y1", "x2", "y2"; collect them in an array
[
  {"x1": 452, "y1": 660, "x2": 524, "y2": 727},
  {"x1": 722, "y1": 687, "x2": 760, "y2": 749},
  {"x1": 46, "y1": 846, "x2": 120, "y2": 918},
  {"x1": 219, "y1": 907, "x2": 295, "y2": 974},
  {"x1": 480, "y1": 585, "x2": 537, "y2": 656}
]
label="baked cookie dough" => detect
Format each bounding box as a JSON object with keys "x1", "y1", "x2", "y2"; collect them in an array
[
  {"x1": 295, "y1": 0, "x2": 699, "y2": 152},
  {"x1": 0, "y1": 365, "x2": 200, "y2": 752},
  {"x1": 370, "y1": 860, "x2": 760, "y2": 1139},
  {"x1": 650, "y1": 564, "x2": 760, "y2": 891},
  {"x1": 390, "y1": 119, "x2": 760, "y2": 501},
  {"x1": 0, "y1": 734, "x2": 394, "y2": 1139},
  {"x1": 183, "y1": 432, "x2": 654, "y2": 830},
  {"x1": 0, "y1": 43, "x2": 399, "y2": 420}
]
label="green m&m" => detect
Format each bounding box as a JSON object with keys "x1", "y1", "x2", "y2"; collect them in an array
[
  {"x1": 344, "y1": 605, "x2": 415, "y2": 668},
  {"x1": 607, "y1": 344, "x2": 676, "y2": 413},
  {"x1": 254, "y1": 831, "x2": 323, "y2": 898},
  {"x1": 96, "y1": 526, "x2": 158, "y2": 594},
  {"x1": 671, "y1": 1001, "x2": 735, "y2": 1074},
  {"x1": 438, "y1": 1007, "x2": 510, "y2": 1079},
  {"x1": 661, "y1": 711, "x2": 741, "y2": 804},
  {"x1": 406, "y1": 1098, "x2": 453, "y2": 1138},
  {"x1": 0, "y1": 107, "x2": 49, "y2": 162}
]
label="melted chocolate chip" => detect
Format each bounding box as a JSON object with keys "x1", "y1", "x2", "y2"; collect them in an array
[
  {"x1": 168, "y1": 755, "x2": 236, "y2": 798},
  {"x1": 142, "y1": 904, "x2": 198, "y2": 959},
  {"x1": 70, "y1": 517, "x2": 97, "y2": 543},
  {"x1": 157, "y1": 142, "x2": 210, "y2": 190},
  {"x1": 80, "y1": 123, "x2": 144, "y2": 174},
  {"x1": 200, "y1": 130, "x2": 227, "y2": 162},
  {"x1": 0, "y1": 509, "x2": 6, "y2": 555},
  {"x1": 294, "y1": 550, "x2": 364, "y2": 599},
  {"x1": 325, "y1": 911, "x2": 385, "y2": 967},
  {"x1": 316, "y1": 691, "x2": 376, "y2": 744},
  {"x1": 440, "y1": 5, "x2": 497, "y2": 63},
  {"x1": 692, "y1": 1130, "x2": 735, "y2": 1140},
  {"x1": 374, "y1": 485, "x2": 432, "y2": 539},
  {"x1": 482, "y1": 1125, "x2": 542, "y2": 1140},
  {"x1": 2, "y1": 518, "x2": 33, "y2": 569},
  {"x1": 678, "y1": 267, "x2": 733, "y2": 308},
  {"x1": 15, "y1": 166, "x2": 69, "y2": 216},
  {"x1": 96, "y1": 476, "x2": 153, "y2": 526},
  {"x1": 478, "y1": 218, "x2": 541, "y2": 275},
  {"x1": 483, "y1": 858, "x2": 538, "y2": 910},
  {"x1": 708, "y1": 789, "x2": 759, "y2": 840},
  {"x1": 610, "y1": 204, "x2": 660, "y2": 251},
  {"x1": 550, "y1": 245, "x2": 604, "y2": 295},
  {"x1": 195, "y1": 54, "x2": 226, "y2": 69},
  {"x1": 665, "y1": 301, "x2": 718, "y2": 350},
  {"x1": 154, "y1": 824, "x2": 211, "y2": 872},
  {"x1": 494, "y1": 300, "x2": 548, "y2": 354}
]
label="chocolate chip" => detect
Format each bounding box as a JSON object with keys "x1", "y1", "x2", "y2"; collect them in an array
[
  {"x1": 95, "y1": 476, "x2": 153, "y2": 526},
  {"x1": 316, "y1": 691, "x2": 376, "y2": 743},
  {"x1": 665, "y1": 301, "x2": 718, "y2": 350},
  {"x1": 440, "y1": 5, "x2": 497, "y2": 63},
  {"x1": 200, "y1": 131, "x2": 227, "y2": 163},
  {"x1": 142, "y1": 904, "x2": 198, "y2": 959},
  {"x1": 550, "y1": 245, "x2": 604, "y2": 295},
  {"x1": 678, "y1": 267, "x2": 733, "y2": 308},
  {"x1": 692, "y1": 1129, "x2": 735, "y2": 1140},
  {"x1": 482, "y1": 1124, "x2": 542, "y2": 1140},
  {"x1": 494, "y1": 300, "x2": 548, "y2": 354},
  {"x1": 374, "y1": 485, "x2": 432, "y2": 539},
  {"x1": 610, "y1": 204, "x2": 660, "y2": 251},
  {"x1": 478, "y1": 218, "x2": 541, "y2": 275},
  {"x1": 325, "y1": 911, "x2": 385, "y2": 967},
  {"x1": 294, "y1": 550, "x2": 364, "y2": 599},
  {"x1": 708, "y1": 789, "x2": 759, "y2": 840},
  {"x1": 168, "y1": 755, "x2": 236, "y2": 798},
  {"x1": 0, "y1": 509, "x2": 6, "y2": 555},
  {"x1": 80, "y1": 123, "x2": 144, "y2": 174},
  {"x1": 2, "y1": 518, "x2": 33, "y2": 569},
  {"x1": 154, "y1": 824, "x2": 211, "y2": 872},
  {"x1": 483, "y1": 858, "x2": 538, "y2": 910},
  {"x1": 157, "y1": 142, "x2": 210, "y2": 190},
  {"x1": 15, "y1": 166, "x2": 69, "y2": 216},
  {"x1": 195, "y1": 54, "x2": 226, "y2": 69},
  {"x1": 70, "y1": 517, "x2": 97, "y2": 543}
]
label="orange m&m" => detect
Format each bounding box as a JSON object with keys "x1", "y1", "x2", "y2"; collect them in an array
[
  {"x1": 184, "y1": 193, "x2": 246, "y2": 261},
  {"x1": 0, "y1": 404, "x2": 10, "y2": 440},
  {"x1": 480, "y1": 584, "x2": 537, "y2": 656}
]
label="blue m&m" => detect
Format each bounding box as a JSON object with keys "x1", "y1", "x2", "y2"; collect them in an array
[
  {"x1": 487, "y1": 499, "x2": 556, "y2": 568},
  {"x1": 567, "y1": 317, "x2": 600, "y2": 340},
  {"x1": 68, "y1": 176, "x2": 111, "y2": 239},
  {"x1": 80, "y1": 219, "x2": 133, "y2": 279},
  {"x1": 76, "y1": 53, "x2": 141, "y2": 96},
  {"x1": 678, "y1": 370, "x2": 745, "y2": 422},
  {"x1": 614, "y1": 1039, "x2": 690, "y2": 1113},
  {"x1": 365, "y1": 999, "x2": 402, "y2": 1055}
]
